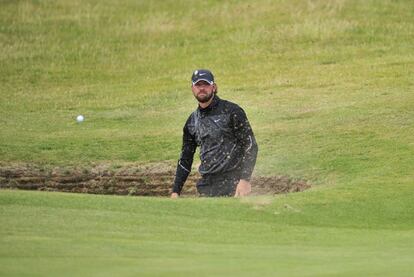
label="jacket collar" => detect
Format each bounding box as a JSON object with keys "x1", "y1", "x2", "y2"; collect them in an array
[{"x1": 198, "y1": 95, "x2": 220, "y2": 113}]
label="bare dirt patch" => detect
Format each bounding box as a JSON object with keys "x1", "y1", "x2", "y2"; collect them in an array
[{"x1": 0, "y1": 163, "x2": 311, "y2": 197}]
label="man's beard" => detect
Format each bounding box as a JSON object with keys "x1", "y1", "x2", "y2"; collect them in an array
[{"x1": 195, "y1": 91, "x2": 214, "y2": 103}]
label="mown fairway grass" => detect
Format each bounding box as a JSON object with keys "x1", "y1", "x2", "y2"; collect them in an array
[
  {"x1": 1, "y1": 0, "x2": 414, "y2": 276},
  {"x1": 1, "y1": 190, "x2": 413, "y2": 277}
]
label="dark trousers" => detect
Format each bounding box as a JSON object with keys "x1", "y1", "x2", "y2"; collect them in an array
[{"x1": 196, "y1": 171, "x2": 240, "y2": 197}]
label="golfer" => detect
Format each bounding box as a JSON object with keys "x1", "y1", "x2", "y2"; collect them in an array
[{"x1": 171, "y1": 69, "x2": 258, "y2": 198}]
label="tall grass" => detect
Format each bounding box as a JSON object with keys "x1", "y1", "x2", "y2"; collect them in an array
[{"x1": 1, "y1": 0, "x2": 413, "y2": 182}]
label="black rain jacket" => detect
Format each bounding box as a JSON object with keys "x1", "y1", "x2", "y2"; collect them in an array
[{"x1": 172, "y1": 96, "x2": 258, "y2": 194}]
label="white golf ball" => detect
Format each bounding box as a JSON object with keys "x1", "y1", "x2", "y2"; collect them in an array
[{"x1": 76, "y1": 115, "x2": 84, "y2": 122}]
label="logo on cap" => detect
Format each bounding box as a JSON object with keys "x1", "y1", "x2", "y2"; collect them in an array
[{"x1": 191, "y1": 69, "x2": 214, "y2": 85}]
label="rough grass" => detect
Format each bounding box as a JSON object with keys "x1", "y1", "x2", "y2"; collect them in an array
[
  {"x1": 1, "y1": 0, "x2": 414, "y2": 276},
  {"x1": 1, "y1": 0, "x2": 413, "y2": 183}
]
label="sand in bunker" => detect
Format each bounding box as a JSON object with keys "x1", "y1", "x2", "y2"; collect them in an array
[{"x1": 0, "y1": 162, "x2": 311, "y2": 197}]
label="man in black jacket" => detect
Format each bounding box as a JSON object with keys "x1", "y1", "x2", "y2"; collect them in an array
[{"x1": 171, "y1": 69, "x2": 258, "y2": 198}]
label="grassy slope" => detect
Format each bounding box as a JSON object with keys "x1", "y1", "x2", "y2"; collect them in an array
[{"x1": 1, "y1": 0, "x2": 413, "y2": 276}]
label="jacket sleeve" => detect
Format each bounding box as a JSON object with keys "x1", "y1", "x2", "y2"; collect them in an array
[
  {"x1": 172, "y1": 116, "x2": 197, "y2": 194},
  {"x1": 231, "y1": 106, "x2": 258, "y2": 181}
]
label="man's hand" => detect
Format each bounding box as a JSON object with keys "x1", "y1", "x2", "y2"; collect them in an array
[
  {"x1": 234, "y1": 179, "x2": 251, "y2": 197},
  {"x1": 171, "y1": 192, "x2": 179, "y2": 199}
]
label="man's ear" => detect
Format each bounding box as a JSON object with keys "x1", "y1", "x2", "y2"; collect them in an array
[{"x1": 213, "y1": 83, "x2": 218, "y2": 93}]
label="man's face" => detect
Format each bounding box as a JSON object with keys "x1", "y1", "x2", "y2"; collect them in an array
[{"x1": 192, "y1": 80, "x2": 216, "y2": 103}]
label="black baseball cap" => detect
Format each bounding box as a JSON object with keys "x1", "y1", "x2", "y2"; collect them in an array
[{"x1": 191, "y1": 69, "x2": 214, "y2": 85}]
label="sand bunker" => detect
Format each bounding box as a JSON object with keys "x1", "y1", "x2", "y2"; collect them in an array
[{"x1": 0, "y1": 163, "x2": 311, "y2": 197}]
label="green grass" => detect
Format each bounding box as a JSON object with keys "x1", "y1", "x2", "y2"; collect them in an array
[
  {"x1": 1, "y1": 0, "x2": 414, "y2": 275},
  {"x1": 1, "y1": 190, "x2": 413, "y2": 277}
]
